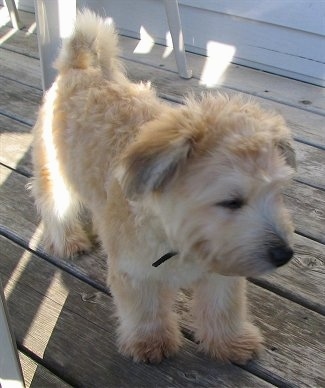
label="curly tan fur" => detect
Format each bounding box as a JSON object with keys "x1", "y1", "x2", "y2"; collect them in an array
[{"x1": 31, "y1": 10, "x2": 295, "y2": 364}]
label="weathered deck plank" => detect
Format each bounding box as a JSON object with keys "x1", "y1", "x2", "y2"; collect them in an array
[
  {"x1": 257, "y1": 232, "x2": 325, "y2": 314},
  {"x1": 19, "y1": 352, "x2": 71, "y2": 388},
  {"x1": 0, "y1": 115, "x2": 325, "y2": 311},
  {"x1": 2, "y1": 134, "x2": 325, "y2": 244},
  {"x1": 1, "y1": 236, "x2": 274, "y2": 387},
  {"x1": 1, "y1": 164, "x2": 324, "y2": 307},
  {"x1": 0, "y1": 48, "x2": 41, "y2": 89},
  {"x1": 2, "y1": 13, "x2": 325, "y2": 115},
  {"x1": 126, "y1": 66, "x2": 325, "y2": 148},
  {"x1": 1, "y1": 68, "x2": 325, "y2": 193},
  {"x1": 1, "y1": 45, "x2": 325, "y2": 152},
  {"x1": 246, "y1": 285, "x2": 325, "y2": 387},
  {"x1": 0, "y1": 77, "x2": 41, "y2": 125},
  {"x1": 118, "y1": 36, "x2": 325, "y2": 114},
  {"x1": 1, "y1": 7, "x2": 324, "y2": 388},
  {"x1": 1, "y1": 110, "x2": 325, "y2": 192},
  {"x1": 2, "y1": 233, "x2": 325, "y2": 387},
  {"x1": 1, "y1": 163, "x2": 325, "y2": 385}
]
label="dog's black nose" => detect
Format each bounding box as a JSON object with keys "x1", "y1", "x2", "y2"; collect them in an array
[{"x1": 269, "y1": 246, "x2": 293, "y2": 267}]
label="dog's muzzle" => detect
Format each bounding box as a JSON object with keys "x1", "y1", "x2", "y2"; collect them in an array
[{"x1": 268, "y1": 245, "x2": 293, "y2": 267}]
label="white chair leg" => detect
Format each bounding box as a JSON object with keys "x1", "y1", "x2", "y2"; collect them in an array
[
  {"x1": 4, "y1": 0, "x2": 23, "y2": 29},
  {"x1": 34, "y1": 0, "x2": 76, "y2": 91},
  {"x1": 163, "y1": 0, "x2": 192, "y2": 79},
  {"x1": 0, "y1": 279, "x2": 24, "y2": 386}
]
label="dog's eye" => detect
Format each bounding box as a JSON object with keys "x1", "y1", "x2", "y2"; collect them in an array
[{"x1": 217, "y1": 198, "x2": 244, "y2": 210}]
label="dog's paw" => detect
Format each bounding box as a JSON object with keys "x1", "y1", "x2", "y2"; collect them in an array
[
  {"x1": 64, "y1": 233, "x2": 92, "y2": 257},
  {"x1": 45, "y1": 230, "x2": 92, "y2": 258},
  {"x1": 119, "y1": 330, "x2": 181, "y2": 364},
  {"x1": 198, "y1": 322, "x2": 263, "y2": 365}
]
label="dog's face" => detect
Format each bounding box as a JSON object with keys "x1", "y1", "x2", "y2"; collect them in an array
[{"x1": 117, "y1": 95, "x2": 295, "y2": 277}]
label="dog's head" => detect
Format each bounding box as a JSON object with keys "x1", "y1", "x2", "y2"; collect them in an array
[{"x1": 116, "y1": 94, "x2": 295, "y2": 277}]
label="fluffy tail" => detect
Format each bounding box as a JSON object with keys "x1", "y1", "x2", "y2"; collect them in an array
[{"x1": 55, "y1": 9, "x2": 122, "y2": 78}]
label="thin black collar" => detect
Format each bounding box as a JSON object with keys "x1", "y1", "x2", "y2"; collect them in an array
[{"x1": 152, "y1": 251, "x2": 178, "y2": 267}]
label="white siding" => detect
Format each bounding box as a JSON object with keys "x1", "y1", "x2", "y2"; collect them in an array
[
  {"x1": 4, "y1": 0, "x2": 325, "y2": 86},
  {"x1": 179, "y1": 1, "x2": 325, "y2": 86},
  {"x1": 79, "y1": 0, "x2": 325, "y2": 86}
]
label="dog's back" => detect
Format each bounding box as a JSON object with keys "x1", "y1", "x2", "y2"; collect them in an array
[{"x1": 32, "y1": 10, "x2": 163, "y2": 219}]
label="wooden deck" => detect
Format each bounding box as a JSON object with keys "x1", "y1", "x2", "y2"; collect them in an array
[{"x1": 1, "y1": 9, "x2": 324, "y2": 388}]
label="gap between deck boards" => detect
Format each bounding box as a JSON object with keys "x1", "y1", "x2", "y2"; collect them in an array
[
  {"x1": 2, "y1": 232, "x2": 324, "y2": 386},
  {"x1": 1, "y1": 234, "x2": 281, "y2": 387},
  {"x1": 1, "y1": 9, "x2": 324, "y2": 386},
  {"x1": 1, "y1": 218, "x2": 323, "y2": 318},
  {"x1": 1, "y1": 10, "x2": 324, "y2": 116}
]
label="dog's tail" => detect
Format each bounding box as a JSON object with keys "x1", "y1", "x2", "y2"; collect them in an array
[{"x1": 55, "y1": 9, "x2": 123, "y2": 78}]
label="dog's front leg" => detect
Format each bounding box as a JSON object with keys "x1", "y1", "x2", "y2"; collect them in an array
[
  {"x1": 192, "y1": 275, "x2": 263, "y2": 364},
  {"x1": 109, "y1": 271, "x2": 181, "y2": 363}
]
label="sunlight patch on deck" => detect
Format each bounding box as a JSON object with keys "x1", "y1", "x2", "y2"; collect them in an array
[
  {"x1": 0, "y1": 133, "x2": 33, "y2": 172},
  {"x1": 4, "y1": 225, "x2": 43, "y2": 300},
  {"x1": 25, "y1": 21, "x2": 36, "y2": 36},
  {"x1": 133, "y1": 26, "x2": 154, "y2": 54},
  {"x1": 0, "y1": 6, "x2": 10, "y2": 27},
  {"x1": 22, "y1": 271, "x2": 68, "y2": 357},
  {"x1": 4, "y1": 250, "x2": 32, "y2": 299},
  {"x1": 162, "y1": 31, "x2": 173, "y2": 59},
  {"x1": 0, "y1": 162, "x2": 13, "y2": 184},
  {"x1": 0, "y1": 28, "x2": 16, "y2": 45},
  {"x1": 199, "y1": 41, "x2": 235, "y2": 87}
]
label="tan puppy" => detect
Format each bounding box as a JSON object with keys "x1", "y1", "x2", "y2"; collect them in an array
[{"x1": 31, "y1": 10, "x2": 295, "y2": 364}]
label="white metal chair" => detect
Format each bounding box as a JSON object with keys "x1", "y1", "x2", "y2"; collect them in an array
[
  {"x1": 0, "y1": 280, "x2": 24, "y2": 387},
  {"x1": 4, "y1": 0, "x2": 23, "y2": 29}
]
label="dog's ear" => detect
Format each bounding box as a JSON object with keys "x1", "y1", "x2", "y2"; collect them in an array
[
  {"x1": 276, "y1": 139, "x2": 296, "y2": 170},
  {"x1": 116, "y1": 116, "x2": 193, "y2": 199}
]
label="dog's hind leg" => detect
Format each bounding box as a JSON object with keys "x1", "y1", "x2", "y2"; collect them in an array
[
  {"x1": 192, "y1": 275, "x2": 263, "y2": 364},
  {"x1": 109, "y1": 271, "x2": 182, "y2": 363},
  {"x1": 31, "y1": 149, "x2": 92, "y2": 258}
]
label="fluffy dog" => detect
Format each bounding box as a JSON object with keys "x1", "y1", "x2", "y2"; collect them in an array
[{"x1": 31, "y1": 10, "x2": 295, "y2": 364}]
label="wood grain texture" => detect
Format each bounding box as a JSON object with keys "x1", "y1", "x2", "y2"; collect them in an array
[
  {"x1": 2, "y1": 236, "x2": 324, "y2": 387},
  {"x1": 0, "y1": 23, "x2": 325, "y2": 113},
  {"x1": 1, "y1": 158, "x2": 324, "y2": 311},
  {"x1": 1, "y1": 21, "x2": 324, "y2": 147},
  {"x1": 294, "y1": 142, "x2": 325, "y2": 190},
  {"x1": 247, "y1": 284, "x2": 325, "y2": 388},
  {"x1": 117, "y1": 36, "x2": 325, "y2": 114},
  {"x1": 1, "y1": 49, "x2": 324, "y2": 150},
  {"x1": 2, "y1": 12, "x2": 324, "y2": 114},
  {"x1": 1, "y1": 236, "x2": 273, "y2": 388},
  {"x1": 2, "y1": 160, "x2": 325, "y2": 250},
  {"x1": 285, "y1": 182, "x2": 325, "y2": 244},
  {"x1": 19, "y1": 352, "x2": 71, "y2": 388},
  {"x1": 1, "y1": 112, "x2": 325, "y2": 192},
  {"x1": 1, "y1": 140, "x2": 324, "y2": 314},
  {"x1": 94, "y1": 0, "x2": 325, "y2": 85},
  {"x1": 1, "y1": 8, "x2": 324, "y2": 387},
  {"x1": 0, "y1": 48, "x2": 42, "y2": 89},
  {"x1": 0, "y1": 78, "x2": 41, "y2": 125},
  {"x1": 1, "y1": 75, "x2": 324, "y2": 192},
  {"x1": 125, "y1": 65, "x2": 325, "y2": 148},
  {"x1": 0, "y1": 115, "x2": 33, "y2": 177},
  {"x1": 256, "y1": 233, "x2": 325, "y2": 315}
]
